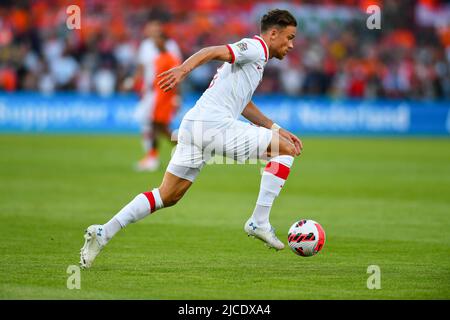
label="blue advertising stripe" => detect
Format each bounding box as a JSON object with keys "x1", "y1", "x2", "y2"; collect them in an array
[
  {"x1": 0, "y1": 92, "x2": 139, "y2": 133},
  {"x1": 0, "y1": 92, "x2": 449, "y2": 135}
]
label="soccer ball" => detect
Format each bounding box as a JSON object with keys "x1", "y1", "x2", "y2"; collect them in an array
[{"x1": 288, "y1": 219, "x2": 326, "y2": 257}]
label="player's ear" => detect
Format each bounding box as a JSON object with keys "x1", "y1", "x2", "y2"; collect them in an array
[{"x1": 269, "y1": 27, "x2": 279, "y2": 40}]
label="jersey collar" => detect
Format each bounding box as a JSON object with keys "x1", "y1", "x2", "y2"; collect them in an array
[{"x1": 253, "y1": 35, "x2": 269, "y2": 63}]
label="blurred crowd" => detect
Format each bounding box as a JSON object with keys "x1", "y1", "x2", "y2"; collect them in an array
[{"x1": 0, "y1": 0, "x2": 449, "y2": 100}]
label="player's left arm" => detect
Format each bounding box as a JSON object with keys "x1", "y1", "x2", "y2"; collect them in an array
[{"x1": 242, "y1": 101, "x2": 303, "y2": 154}]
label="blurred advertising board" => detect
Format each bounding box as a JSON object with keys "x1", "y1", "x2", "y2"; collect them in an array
[{"x1": 0, "y1": 92, "x2": 449, "y2": 135}]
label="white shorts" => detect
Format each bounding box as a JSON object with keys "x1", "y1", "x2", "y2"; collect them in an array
[
  {"x1": 134, "y1": 92, "x2": 155, "y2": 125},
  {"x1": 166, "y1": 118, "x2": 273, "y2": 181}
]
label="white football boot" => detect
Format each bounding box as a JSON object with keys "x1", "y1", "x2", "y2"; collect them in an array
[
  {"x1": 80, "y1": 225, "x2": 108, "y2": 269},
  {"x1": 244, "y1": 218, "x2": 285, "y2": 251},
  {"x1": 135, "y1": 156, "x2": 160, "y2": 172}
]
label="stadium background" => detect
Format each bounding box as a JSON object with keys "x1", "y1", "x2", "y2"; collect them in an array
[{"x1": 0, "y1": 0, "x2": 449, "y2": 300}]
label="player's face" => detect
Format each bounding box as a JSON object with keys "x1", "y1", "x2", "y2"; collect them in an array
[
  {"x1": 145, "y1": 21, "x2": 162, "y2": 39},
  {"x1": 270, "y1": 25, "x2": 296, "y2": 59}
]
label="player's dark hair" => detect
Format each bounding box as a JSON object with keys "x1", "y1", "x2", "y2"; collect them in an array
[{"x1": 260, "y1": 9, "x2": 297, "y2": 32}]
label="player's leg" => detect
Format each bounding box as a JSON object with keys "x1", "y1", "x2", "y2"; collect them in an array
[
  {"x1": 150, "y1": 120, "x2": 160, "y2": 157},
  {"x1": 245, "y1": 128, "x2": 298, "y2": 250},
  {"x1": 108, "y1": 133, "x2": 204, "y2": 233},
  {"x1": 142, "y1": 122, "x2": 155, "y2": 155},
  {"x1": 154, "y1": 121, "x2": 175, "y2": 142},
  {"x1": 265, "y1": 131, "x2": 298, "y2": 158},
  {"x1": 136, "y1": 94, "x2": 159, "y2": 171},
  {"x1": 158, "y1": 170, "x2": 194, "y2": 206},
  {"x1": 80, "y1": 120, "x2": 203, "y2": 268},
  {"x1": 80, "y1": 170, "x2": 195, "y2": 269},
  {"x1": 151, "y1": 121, "x2": 176, "y2": 160},
  {"x1": 252, "y1": 130, "x2": 297, "y2": 225},
  {"x1": 136, "y1": 123, "x2": 160, "y2": 171},
  {"x1": 103, "y1": 170, "x2": 193, "y2": 237}
]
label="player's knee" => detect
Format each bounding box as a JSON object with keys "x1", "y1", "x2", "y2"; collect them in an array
[{"x1": 279, "y1": 143, "x2": 296, "y2": 157}]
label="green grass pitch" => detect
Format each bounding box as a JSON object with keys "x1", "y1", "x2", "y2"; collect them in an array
[{"x1": 0, "y1": 134, "x2": 449, "y2": 299}]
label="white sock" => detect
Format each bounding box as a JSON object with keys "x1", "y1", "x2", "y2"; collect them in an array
[
  {"x1": 251, "y1": 155, "x2": 294, "y2": 228},
  {"x1": 103, "y1": 188, "x2": 164, "y2": 240},
  {"x1": 103, "y1": 218, "x2": 121, "y2": 241},
  {"x1": 142, "y1": 124, "x2": 154, "y2": 153},
  {"x1": 251, "y1": 205, "x2": 271, "y2": 229}
]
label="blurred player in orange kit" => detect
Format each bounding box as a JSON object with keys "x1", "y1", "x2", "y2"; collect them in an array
[
  {"x1": 133, "y1": 19, "x2": 181, "y2": 171},
  {"x1": 149, "y1": 33, "x2": 181, "y2": 167}
]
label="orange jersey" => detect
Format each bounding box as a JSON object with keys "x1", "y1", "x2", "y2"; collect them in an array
[{"x1": 152, "y1": 52, "x2": 180, "y2": 124}]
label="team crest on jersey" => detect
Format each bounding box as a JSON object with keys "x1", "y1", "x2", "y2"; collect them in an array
[{"x1": 236, "y1": 42, "x2": 248, "y2": 52}]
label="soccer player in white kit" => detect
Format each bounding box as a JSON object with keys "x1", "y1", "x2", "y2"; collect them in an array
[{"x1": 80, "y1": 9, "x2": 303, "y2": 269}]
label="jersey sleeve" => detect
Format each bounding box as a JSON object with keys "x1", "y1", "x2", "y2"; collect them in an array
[
  {"x1": 137, "y1": 41, "x2": 148, "y2": 65},
  {"x1": 167, "y1": 39, "x2": 182, "y2": 61},
  {"x1": 226, "y1": 38, "x2": 262, "y2": 65}
]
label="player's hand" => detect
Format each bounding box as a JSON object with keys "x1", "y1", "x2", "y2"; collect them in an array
[
  {"x1": 157, "y1": 66, "x2": 187, "y2": 92},
  {"x1": 279, "y1": 128, "x2": 303, "y2": 156}
]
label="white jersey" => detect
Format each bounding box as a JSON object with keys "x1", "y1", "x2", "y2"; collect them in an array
[
  {"x1": 184, "y1": 35, "x2": 269, "y2": 121},
  {"x1": 137, "y1": 38, "x2": 181, "y2": 91}
]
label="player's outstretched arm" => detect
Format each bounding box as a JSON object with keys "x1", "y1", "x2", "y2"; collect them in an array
[
  {"x1": 242, "y1": 101, "x2": 303, "y2": 155},
  {"x1": 157, "y1": 46, "x2": 232, "y2": 92}
]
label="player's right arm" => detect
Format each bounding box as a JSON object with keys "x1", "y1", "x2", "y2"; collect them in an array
[{"x1": 157, "y1": 45, "x2": 232, "y2": 92}]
